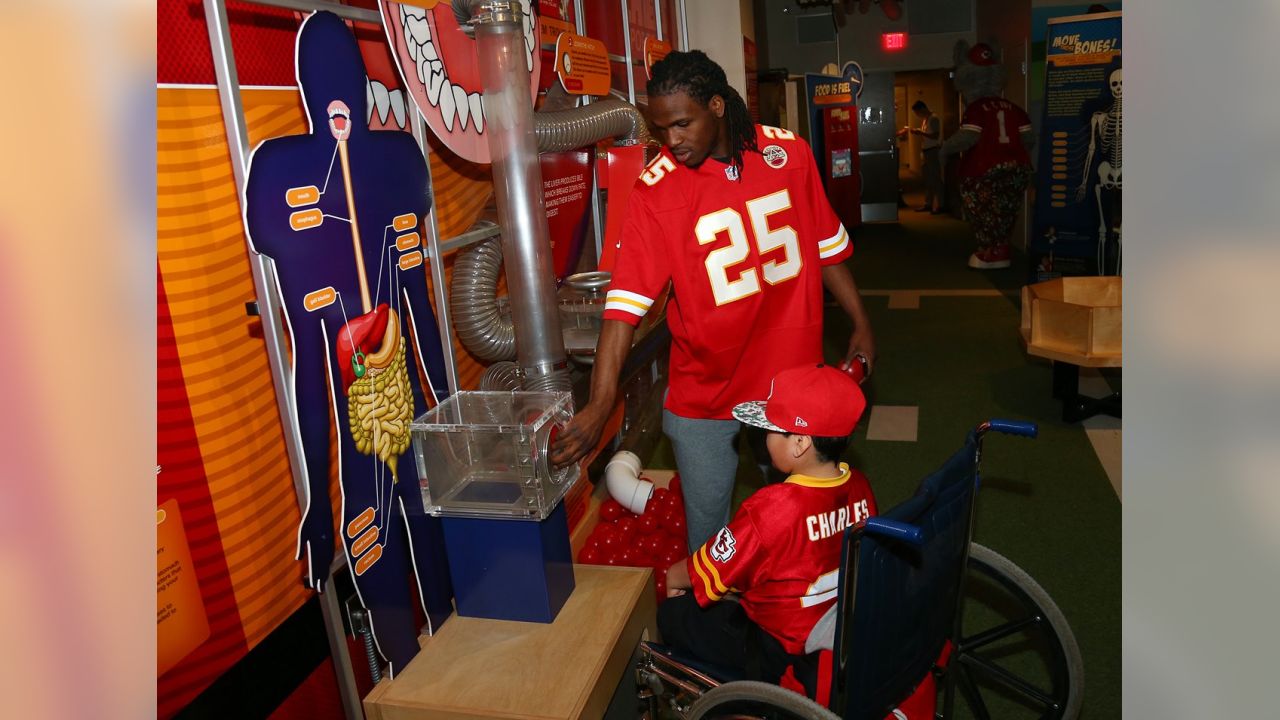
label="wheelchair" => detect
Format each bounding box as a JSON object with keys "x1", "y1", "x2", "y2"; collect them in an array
[{"x1": 634, "y1": 420, "x2": 1084, "y2": 720}]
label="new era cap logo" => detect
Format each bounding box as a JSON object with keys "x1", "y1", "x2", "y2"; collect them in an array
[{"x1": 795, "y1": 417, "x2": 808, "y2": 427}]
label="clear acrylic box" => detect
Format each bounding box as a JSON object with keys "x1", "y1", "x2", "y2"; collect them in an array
[{"x1": 411, "y1": 390, "x2": 580, "y2": 520}]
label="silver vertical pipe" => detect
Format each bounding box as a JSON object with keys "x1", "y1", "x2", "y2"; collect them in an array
[
  {"x1": 678, "y1": 0, "x2": 689, "y2": 51},
  {"x1": 202, "y1": 1, "x2": 362, "y2": 718},
  {"x1": 574, "y1": 0, "x2": 604, "y2": 264},
  {"x1": 620, "y1": 0, "x2": 636, "y2": 105},
  {"x1": 655, "y1": 0, "x2": 663, "y2": 41},
  {"x1": 471, "y1": 1, "x2": 570, "y2": 391},
  {"x1": 411, "y1": 116, "x2": 461, "y2": 395}
]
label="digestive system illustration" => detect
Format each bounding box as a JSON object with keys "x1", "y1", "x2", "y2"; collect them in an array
[{"x1": 288, "y1": 98, "x2": 424, "y2": 485}]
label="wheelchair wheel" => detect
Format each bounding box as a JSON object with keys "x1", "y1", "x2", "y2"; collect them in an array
[
  {"x1": 685, "y1": 680, "x2": 841, "y2": 720},
  {"x1": 948, "y1": 543, "x2": 1084, "y2": 720}
]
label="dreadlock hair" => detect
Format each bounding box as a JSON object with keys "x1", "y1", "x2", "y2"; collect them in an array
[{"x1": 647, "y1": 50, "x2": 758, "y2": 180}]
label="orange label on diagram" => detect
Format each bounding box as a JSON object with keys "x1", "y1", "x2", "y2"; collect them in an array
[
  {"x1": 354, "y1": 544, "x2": 383, "y2": 576},
  {"x1": 554, "y1": 33, "x2": 610, "y2": 96},
  {"x1": 352, "y1": 526, "x2": 380, "y2": 556},
  {"x1": 289, "y1": 208, "x2": 323, "y2": 231},
  {"x1": 286, "y1": 185, "x2": 320, "y2": 207},
  {"x1": 304, "y1": 287, "x2": 336, "y2": 312},
  {"x1": 347, "y1": 507, "x2": 375, "y2": 538},
  {"x1": 393, "y1": 213, "x2": 417, "y2": 232},
  {"x1": 399, "y1": 250, "x2": 423, "y2": 270},
  {"x1": 396, "y1": 232, "x2": 420, "y2": 251}
]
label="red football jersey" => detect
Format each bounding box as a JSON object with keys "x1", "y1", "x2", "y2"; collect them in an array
[
  {"x1": 603, "y1": 125, "x2": 852, "y2": 420},
  {"x1": 687, "y1": 464, "x2": 878, "y2": 654},
  {"x1": 957, "y1": 97, "x2": 1033, "y2": 178}
]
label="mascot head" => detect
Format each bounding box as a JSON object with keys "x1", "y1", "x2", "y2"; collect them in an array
[{"x1": 952, "y1": 40, "x2": 1007, "y2": 104}]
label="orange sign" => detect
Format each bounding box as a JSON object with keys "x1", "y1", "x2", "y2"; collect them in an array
[
  {"x1": 286, "y1": 185, "x2": 320, "y2": 207},
  {"x1": 157, "y1": 499, "x2": 211, "y2": 676},
  {"x1": 644, "y1": 37, "x2": 672, "y2": 79},
  {"x1": 398, "y1": 250, "x2": 424, "y2": 270},
  {"x1": 539, "y1": 14, "x2": 574, "y2": 47},
  {"x1": 303, "y1": 286, "x2": 336, "y2": 312},
  {"x1": 396, "y1": 232, "x2": 421, "y2": 251},
  {"x1": 554, "y1": 32, "x2": 610, "y2": 96}
]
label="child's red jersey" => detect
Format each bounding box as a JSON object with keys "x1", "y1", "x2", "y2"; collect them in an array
[{"x1": 687, "y1": 464, "x2": 878, "y2": 654}]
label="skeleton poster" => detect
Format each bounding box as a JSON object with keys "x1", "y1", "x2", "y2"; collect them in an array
[{"x1": 1030, "y1": 11, "x2": 1122, "y2": 278}]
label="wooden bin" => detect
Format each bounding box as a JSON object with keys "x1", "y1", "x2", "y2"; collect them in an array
[{"x1": 1020, "y1": 277, "x2": 1122, "y2": 366}]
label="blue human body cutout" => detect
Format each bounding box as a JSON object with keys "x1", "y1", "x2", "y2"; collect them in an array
[{"x1": 243, "y1": 11, "x2": 452, "y2": 676}]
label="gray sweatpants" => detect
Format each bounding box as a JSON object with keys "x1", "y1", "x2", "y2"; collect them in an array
[{"x1": 662, "y1": 409, "x2": 742, "y2": 551}]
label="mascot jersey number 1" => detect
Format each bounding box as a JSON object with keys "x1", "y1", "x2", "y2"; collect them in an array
[
  {"x1": 242, "y1": 11, "x2": 453, "y2": 678},
  {"x1": 941, "y1": 41, "x2": 1035, "y2": 270}
]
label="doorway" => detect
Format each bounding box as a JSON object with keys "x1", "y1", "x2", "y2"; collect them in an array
[{"x1": 894, "y1": 69, "x2": 960, "y2": 214}]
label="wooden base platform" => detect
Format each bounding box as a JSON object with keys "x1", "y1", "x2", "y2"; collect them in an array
[{"x1": 364, "y1": 564, "x2": 657, "y2": 720}]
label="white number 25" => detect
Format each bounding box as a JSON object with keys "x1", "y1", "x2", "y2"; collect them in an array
[{"x1": 696, "y1": 190, "x2": 802, "y2": 306}]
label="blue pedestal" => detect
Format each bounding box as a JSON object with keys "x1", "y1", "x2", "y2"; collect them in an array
[{"x1": 440, "y1": 502, "x2": 575, "y2": 623}]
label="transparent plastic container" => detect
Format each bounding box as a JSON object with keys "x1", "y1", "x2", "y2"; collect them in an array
[
  {"x1": 559, "y1": 271, "x2": 609, "y2": 356},
  {"x1": 411, "y1": 390, "x2": 580, "y2": 520}
]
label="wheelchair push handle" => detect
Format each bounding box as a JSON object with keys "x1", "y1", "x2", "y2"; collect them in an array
[
  {"x1": 862, "y1": 518, "x2": 925, "y2": 547},
  {"x1": 980, "y1": 419, "x2": 1038, "y2": 438}
]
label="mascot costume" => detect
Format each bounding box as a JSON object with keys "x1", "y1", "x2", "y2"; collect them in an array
[{"x1": 941, "y1": 41, "x2": 1035, "y2": 270}]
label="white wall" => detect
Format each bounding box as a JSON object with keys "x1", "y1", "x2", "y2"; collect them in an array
[{"x1": 685, "y1": 0, "x2": 749, "y2": 98}]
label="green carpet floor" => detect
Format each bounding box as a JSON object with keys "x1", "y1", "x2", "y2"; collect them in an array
[{"x1": 646, "y1": 204, "x2": 1121, "y2": 718}]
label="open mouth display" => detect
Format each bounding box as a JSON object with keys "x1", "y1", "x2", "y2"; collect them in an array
[
  {"x1": 381, "y1": 0, "x2": 539, "y2": 163},
  {"x1": 328, "y1": 100, "x2": 352, "y2": 140}
]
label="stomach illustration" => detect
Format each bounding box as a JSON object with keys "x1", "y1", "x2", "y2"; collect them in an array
[{"x1": 337, "y1": 304, "x2": 415, "y2": 482}]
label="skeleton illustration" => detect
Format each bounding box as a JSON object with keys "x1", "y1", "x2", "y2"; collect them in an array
[{"x1": 1078, "y1": 67, "x2": 1122, "y2": 274}]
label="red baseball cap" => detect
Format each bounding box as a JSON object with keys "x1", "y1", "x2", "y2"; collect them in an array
[
  {"x1": 968, "y1": 43, "x2": 998, "y2": 66},
  {"x1": 732, "y1": 364, "x2": 867, "y2": 436}
]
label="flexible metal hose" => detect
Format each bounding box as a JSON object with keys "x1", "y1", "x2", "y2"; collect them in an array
[
  {"x1": 450, "y1": 234, "x2": 516, "y2": 361},
  {"x1": 478, "y1": 360, "x2": 522, "y2": 391},
  {"x1": 534, "y1": 96, "x2": 649, "y2": 151}
]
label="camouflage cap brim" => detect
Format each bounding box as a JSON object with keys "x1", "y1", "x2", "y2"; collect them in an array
[{"x1": 732, "y1": 400, "x2": 785, "y2": 433}]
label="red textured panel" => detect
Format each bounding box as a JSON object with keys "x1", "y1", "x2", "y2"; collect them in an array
[
  {"x1": 157, "y1": 269, "x2": 250, "y2": 719},
  {"x1": 158, "y1": 0, "x2": 302, "y2": 86}
]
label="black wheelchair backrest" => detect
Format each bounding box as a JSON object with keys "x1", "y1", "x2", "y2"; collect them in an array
[{"x1": 828, "y1": 432, "x2": 981, "y2": 720}]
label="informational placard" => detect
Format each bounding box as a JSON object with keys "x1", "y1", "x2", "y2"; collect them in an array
[
  {"x1": 538, "y1": 0, "x2": 574, "y2": 45},
  {"x1": 1030, "y1": 11, "x2": 1122, "y2": 279},
  {"x1": 644, "y1": 36, "x2": 672, "y2": 79},
  {"x1": 157, "y1": 500, "x2": 211, "y2": 676},
  {"x1": 555, "y1": 32, "x2": 611, "y2": 96},
  {"x1": 541, "y1": 149, "x2": 593, "y2": 280}
]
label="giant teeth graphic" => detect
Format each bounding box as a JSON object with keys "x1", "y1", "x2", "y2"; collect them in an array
[
  {"x1": 382, "y1": 0, "x2": 539, "y2": 163},
  {"x1": 364, "y1": 78, "x2": 409, "y2": 129}
]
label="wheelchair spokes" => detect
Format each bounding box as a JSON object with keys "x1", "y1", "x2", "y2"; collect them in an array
[{"x1": 947, "y1": 544, "x2": 1084, "y2": 720}]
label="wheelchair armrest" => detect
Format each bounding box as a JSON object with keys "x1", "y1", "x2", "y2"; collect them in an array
[{"x1": 862, "y1": 518, "x2": 925, "y2": 547}]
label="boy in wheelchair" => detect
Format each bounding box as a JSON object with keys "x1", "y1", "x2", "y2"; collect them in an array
[{"x1": 659, "y1": 363, "x2": 876, "y2": 700}]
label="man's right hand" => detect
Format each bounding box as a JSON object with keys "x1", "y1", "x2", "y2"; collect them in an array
[{"x1": 551, "y1": 398, "x2": 612, "y2": 469}]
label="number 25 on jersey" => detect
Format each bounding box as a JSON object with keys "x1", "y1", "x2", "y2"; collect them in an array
[{"x1": 696, "y1": 189, "x2": 802, "y2": 306}]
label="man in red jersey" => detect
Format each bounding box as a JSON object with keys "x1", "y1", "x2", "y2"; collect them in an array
[{"x1": 551, "y1": 51, "x2": 875, "y2": 552}]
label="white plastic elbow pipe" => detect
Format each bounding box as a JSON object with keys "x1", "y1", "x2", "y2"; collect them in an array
[{"x1": 604, "y1": 450, "x2": 653, "y2": 515}]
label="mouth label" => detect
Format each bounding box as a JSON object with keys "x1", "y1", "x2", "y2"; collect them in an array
[
  {"x1": 286, "y1": 185, "x2": 320, "y2": 207},
  {"x1": 392, "y1": 213, "x2": 417, "y2": 231},
  {"x1": 554, "y1": 32, "x2": 610, "y2": 96},
  {"x1": 289, "y1": 208, "x2": 324, "y2": 231}
]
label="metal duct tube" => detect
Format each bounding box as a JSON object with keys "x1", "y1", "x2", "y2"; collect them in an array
[
  {"x1": 450, "y1": 234, "x2": 516, "y2": 361},
  {"x1": 471, "y1": 0, "x2": 571, "y2": 392},
  {"x1": 534, "y1": 96, "x2": 649, "y2": 152},
  {"x1": 479, "y1": 361, "x2": 522, "y2": 391}
]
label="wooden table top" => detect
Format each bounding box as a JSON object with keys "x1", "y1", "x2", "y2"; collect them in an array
[{"x1": 365, "y1": 564, "x2": 656, "y2": 720}]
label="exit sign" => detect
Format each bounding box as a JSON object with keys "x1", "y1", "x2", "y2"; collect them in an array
[{"x1": 882, "y1": 32, "x2": 907, "y2": 51}]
